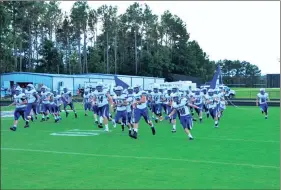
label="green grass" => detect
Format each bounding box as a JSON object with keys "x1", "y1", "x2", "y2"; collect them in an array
[
  {"x1": 1, "y1": 106, "x2": 280, "y2": 189},
  {"x1": 232, "y1": 88, "x2": 280, "y2": 99}
]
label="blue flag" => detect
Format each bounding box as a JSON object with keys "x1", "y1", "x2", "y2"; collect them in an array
[
  {"x1": 210, "y1": 65, "x2": 222, "y2": 89},
  {"x1": 114, "y1": 76, "x2": 129, "y2": 89}
]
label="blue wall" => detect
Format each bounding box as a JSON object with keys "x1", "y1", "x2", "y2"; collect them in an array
[{"x1": 1, "y1": 73, "x2": 52, "y2": 89}]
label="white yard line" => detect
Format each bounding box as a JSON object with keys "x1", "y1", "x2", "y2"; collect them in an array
[
  {"x1": 1, "y1": 147, "x2": 279, "y2": 170},
  {"x1": 196, "y1": 137, "x2": 280, "y2": 143}
]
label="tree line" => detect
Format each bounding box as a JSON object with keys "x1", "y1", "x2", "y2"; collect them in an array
[{"x1": 0, "y1": 1, "x2": 261, "y2": 86}]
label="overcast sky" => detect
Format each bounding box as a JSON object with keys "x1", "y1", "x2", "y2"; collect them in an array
[{"x1": 59, "y1": 1, "x2": 280, "y2": 74}]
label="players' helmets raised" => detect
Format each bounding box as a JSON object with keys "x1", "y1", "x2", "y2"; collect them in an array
[{"x1": 15, "y1": 86, "x2": 22, "y2": 95}]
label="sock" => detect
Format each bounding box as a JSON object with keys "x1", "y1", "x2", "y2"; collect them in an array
[
  {"x1": 13, "y1": 125, "x2": 17, "y2": 128},
  {"x1": 99, "y1": 117, "x2": 103, "y2": 124},
  {"x1": 172, "y1": 125, "x2": 176, "y2": 130},
  {"x1": 215, "y1": 121, "x2": 218, "y2": 126},
  {"x1": 95, "y1": 118, "x2": 98, "y2": 122},
  {"x1": 105, "y1": 124, "x2": 109, "y2": 130},
  {"x1": 188, "y1": 133, "x2": 193, "y2": 138},
  {"x1": 134, "y1": 128, "x2": 138, "y2": 132},
  {"x1": 42, "y1": 115, "x2": 45, "y2": 119}
]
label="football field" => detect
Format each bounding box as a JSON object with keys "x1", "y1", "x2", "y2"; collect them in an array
[{"x1": 1, "y1": 106, "x2": 280, "y2": 189}]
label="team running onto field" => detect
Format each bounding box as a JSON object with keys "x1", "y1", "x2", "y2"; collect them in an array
[{"x1": 9, "y1": 83, "x2": 270, "y2": 140}]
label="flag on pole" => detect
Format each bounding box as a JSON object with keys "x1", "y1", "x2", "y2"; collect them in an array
[
  {"x1": 210, "y1": 65, "x2": 222, "y2": 89},
  {"x1": 114, "y1": 76, "x2": 129, "y2": 89}
]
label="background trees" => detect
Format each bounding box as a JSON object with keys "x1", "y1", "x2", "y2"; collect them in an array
[{"x1": 0, "y1": 1, "x2": 262, "y2": 86}]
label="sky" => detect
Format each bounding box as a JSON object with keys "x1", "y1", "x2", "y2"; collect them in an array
[{"x1": 59, "y1": 1, "x2": 280, "y2": 75}]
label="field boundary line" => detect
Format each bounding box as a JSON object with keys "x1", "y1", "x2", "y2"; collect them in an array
[{"x1": 1, "y1": 147, "x2": 279, "y2": 170}]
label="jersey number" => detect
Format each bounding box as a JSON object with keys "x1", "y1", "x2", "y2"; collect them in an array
[
  {"x1": 179, "y1": 107, "x2": 186, "y2": 115},
  {"x1": 98, "y1": 96, "x2": 103, "y2": 103}
]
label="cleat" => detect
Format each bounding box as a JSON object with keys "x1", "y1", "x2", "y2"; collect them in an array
[
  {"x1": 130, "y1": 131, "x2": 138, "y2": 139},
  {"x1": 121, "y1": 125, "x2": 125, "y2": 131},
  {"x1": 151, "y1": 127, "x2": 156, "y2": 135},
  {"x1": 46, "y1": 117, "x2": 50, "y2": 120},
  {"x1": 40, "y1": 118, "x2": 45, "y2": 122},
  {"x1": 155, "y1": 119, "x2": 158, "y2": 123},
  {"x1": 85, "y1": 113, "x2": 88, "y2": 116},
  {"x1": 128, "y1": 130, "x2": 132, "y2": 136},
  {"x1": 10, "y1": 126, "x2": 16, "y2": 131},
  {"x1": 66, "y1": 112, "x2": 69, "y2": 118},
  {"x1": 104, "y1": 128, "x2": 109, "y2": 132},
  {"x1": 192, "y1": 118, "x2": 197, "y2": 121},
  {"x1": 24, "y1": 124, "x2": 29, "y2": 128},
  {"x1": 98, "y1": 123, "x2": 103, "y2": 128},
  {"x1": 171, "y1": 129, "x2": 176, "y2": 133},
  {"x1": 75, "y1": 113, "x2": 78, "y2": 118},
  {"x1": 35, "y1": 116, "x2": 38, "y2": 120},
  {"x1": 95, "y1": 121, "x2": 99, "y2": 124},
  {"x1": 31, "y1": 117, "x2": 34, "y2": 122},
  {"x1": 207, "y1": 114, "x2": 209, "y2": 118},
  {"x1": 189, "y1": 137, "x2": 194, "y2": 140}
]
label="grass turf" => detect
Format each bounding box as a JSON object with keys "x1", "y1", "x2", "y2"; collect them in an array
[
  {"x1": 1, "y1": 106, "x2": 280, "y2": 189},
  {"x1": 232, "y1": 88, "x2": 280, "y2": 99}
]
